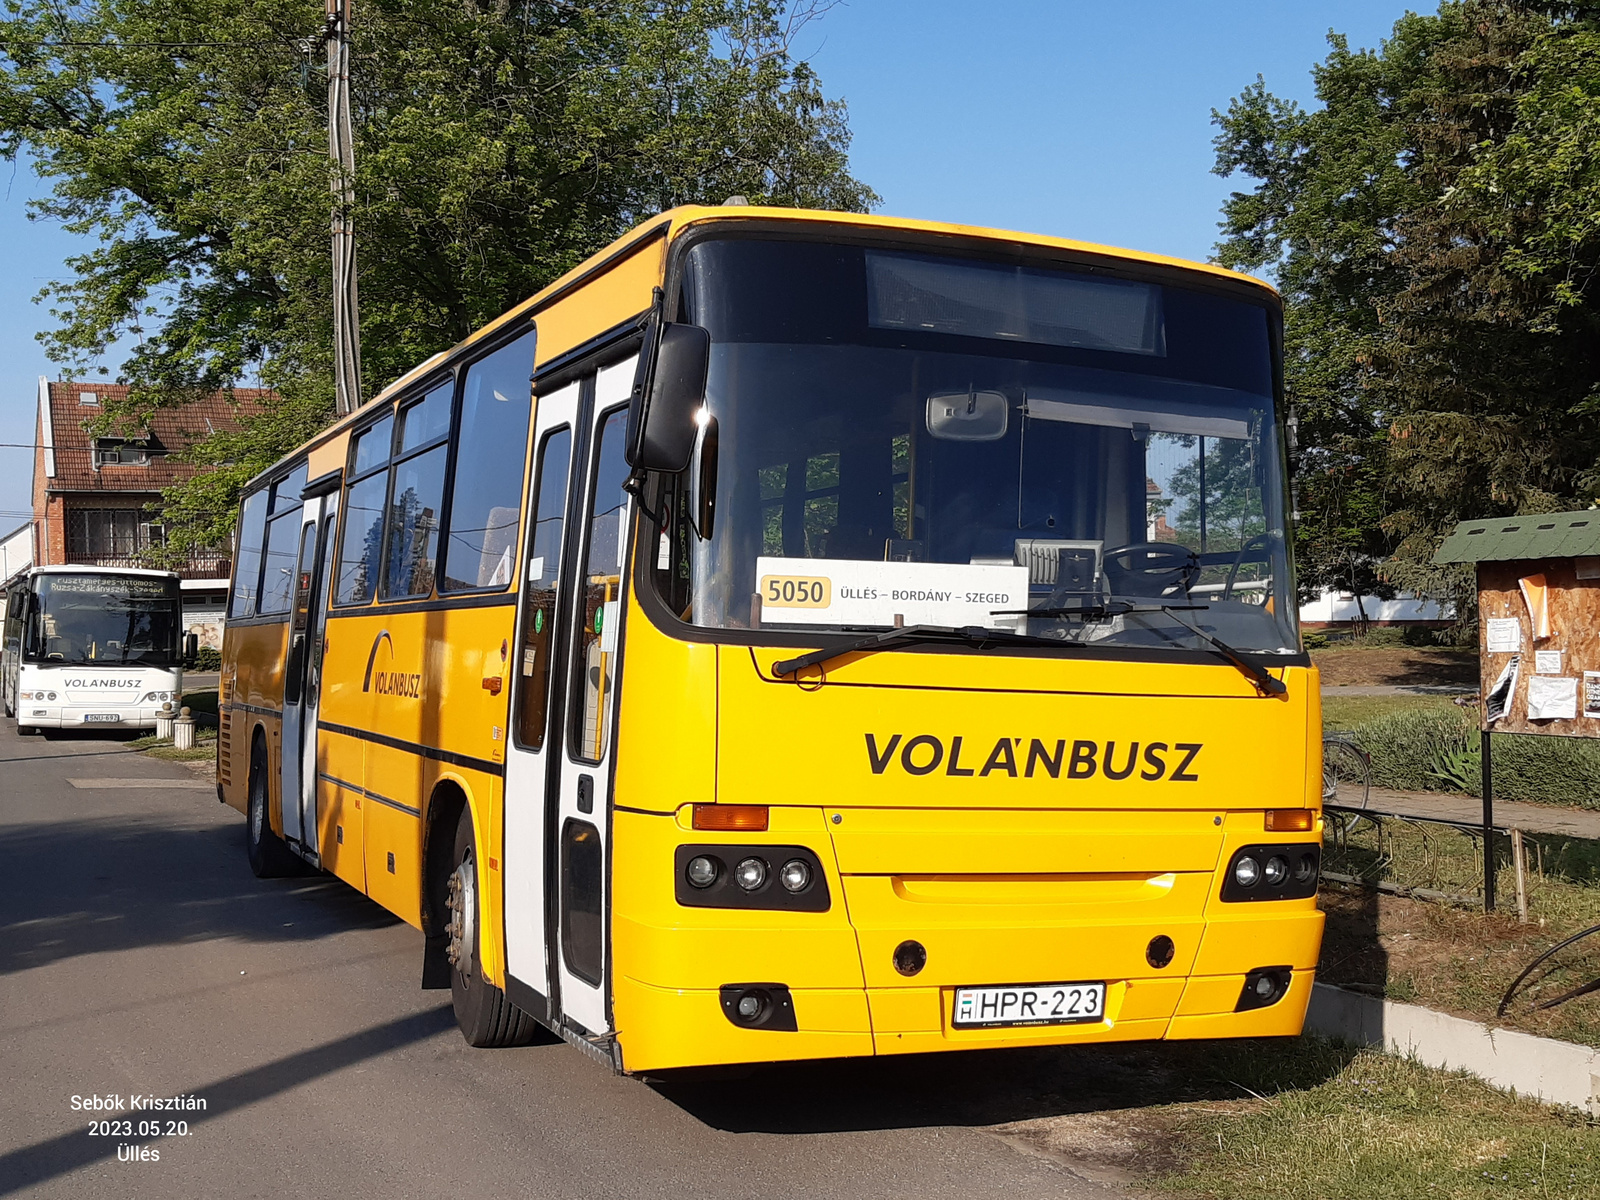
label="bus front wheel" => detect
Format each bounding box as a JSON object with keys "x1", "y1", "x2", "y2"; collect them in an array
[
  {"x1": 246, "y1": 738, "x2": 299, "y2": 879},
  {"x1": 445, "y1": 809, "x2": 539, "y2": 1048}
]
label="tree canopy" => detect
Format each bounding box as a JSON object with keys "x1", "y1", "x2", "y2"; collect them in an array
[
  {"x1": 0, "y1": 0, "x2": 875, "y2": 555},
  {"x1": 1212, "y1": 0, "x2": 1600, "y2": 614}
]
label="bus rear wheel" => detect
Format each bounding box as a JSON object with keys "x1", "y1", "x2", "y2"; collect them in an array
[
  {"x1": 446, "y1": 809, "x2": 538, "y2": 1048},
  {"x1": 246, "y1": 737, "x2": 299, "y2": 878}
]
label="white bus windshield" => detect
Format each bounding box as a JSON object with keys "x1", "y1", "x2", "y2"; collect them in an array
[{"x1": 25, "y1": 574, "x2": 182, "y2": 667}]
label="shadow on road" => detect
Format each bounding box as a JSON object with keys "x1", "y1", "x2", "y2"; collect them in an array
[
  {"x1": 649, "y1": 1035, "x2": 1362, "y2": 1134},
  {"x1": 0, "y1": 817, "x2": 401, "y2": 976},
  {"x1": 0, "y1": 1006, "x2": 456, "y2": 1197}
]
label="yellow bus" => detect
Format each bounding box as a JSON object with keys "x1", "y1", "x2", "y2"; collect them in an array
[{"x1": 218, "y1": 204, "x2": 1323, "y2": 1071}]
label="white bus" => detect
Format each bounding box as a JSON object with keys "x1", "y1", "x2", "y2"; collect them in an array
[{"x1": 1, "y1": 566, "x2": 196, "y2": 733}]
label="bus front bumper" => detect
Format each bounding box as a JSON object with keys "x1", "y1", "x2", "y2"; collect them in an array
[{"x1": 609, "y1": 808, "x2": 1325, "y2": 1072}]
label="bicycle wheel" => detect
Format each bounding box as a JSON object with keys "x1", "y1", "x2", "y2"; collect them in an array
[{"x1": 1323, "y1": 736, "x2": 1372, "y2": 810}]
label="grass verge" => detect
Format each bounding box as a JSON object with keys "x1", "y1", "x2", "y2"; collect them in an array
[
  {"x1": 995, "y1": 1037, "x2": 1597, "y2": 1200},
  {"x1": 1148, "y1": 1045, "x2": 1599, "y2": 1200},
  {"x1": 1323, "y1": 692, "x2": 1460, "y2": 730}
]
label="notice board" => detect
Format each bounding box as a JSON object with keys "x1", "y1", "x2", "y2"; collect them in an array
[{"x1": 1477, "y1": 557, "x2": 1600, "y2": 735}]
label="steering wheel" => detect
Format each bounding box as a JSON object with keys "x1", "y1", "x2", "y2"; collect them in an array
[
  {"x1": 1223, "y1": 534, "x2": 1271, "y2": 602},
  {"x1": 1102, "y1": 541, "x2": 1200, "y2": 599}
]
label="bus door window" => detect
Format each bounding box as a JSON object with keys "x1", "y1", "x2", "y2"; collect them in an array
[
  {"x1": 229, "y1": 490, "x2": 269, "y2": 618},
  {"x1": 569, "y1": 407, "x2": 630, "y2": 764},
  {"x1": 514, "y1": 428, "x2": 571, "y2": 749},
  {"x1": 283, "y1": 519, "x2": 319, "y2": 707}
]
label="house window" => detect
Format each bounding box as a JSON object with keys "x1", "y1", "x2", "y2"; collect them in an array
[
  {"x1": 79, "y1": 391, "x2": 99, "y2": 406},
  {"x1": 66, "y1": 509, "x2": 162, "y2": 562},
  {"x1": 91, "y1": 438, "x2": 151, "y2": 468}
]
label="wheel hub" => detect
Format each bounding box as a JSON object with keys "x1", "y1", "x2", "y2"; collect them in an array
[{"x1": 445, "y1": 855, "x2": 476, "y2": 973}]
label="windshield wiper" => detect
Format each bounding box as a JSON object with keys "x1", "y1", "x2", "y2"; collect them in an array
[
  {"x1": 992, "y1": 600, "x2": 1287, "y2": 696},
  {"x1": 771, "y1": 624, "x2": 1076, "y2": 679}
]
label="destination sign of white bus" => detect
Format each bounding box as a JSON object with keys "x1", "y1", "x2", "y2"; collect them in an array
[{"x1": 755, "y1": 557, "x2": 1029, "y2": 631}]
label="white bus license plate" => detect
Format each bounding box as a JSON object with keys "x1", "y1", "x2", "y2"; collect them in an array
[
  {"x1": 84, "y1": 714, "x2": 122, "y2": 723},
  {"x1": 953, "y1": 981, "x2": 1105, "y2": 1028}
]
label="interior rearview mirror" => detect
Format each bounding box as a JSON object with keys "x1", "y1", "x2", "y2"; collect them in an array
[
  {"x1": 626, "y1": 322, "x2": 711, "y2": 473},
  {"x1": 926, "y1": 389, "x2": 1008, "y2": 441}
]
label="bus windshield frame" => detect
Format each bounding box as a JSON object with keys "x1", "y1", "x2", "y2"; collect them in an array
[
  {"x1": 647, "y1": 228, "x2": 1299, "y2": 660},
  {"x1": 22, "y1": 572, "x2": 183, "y2": 668}
]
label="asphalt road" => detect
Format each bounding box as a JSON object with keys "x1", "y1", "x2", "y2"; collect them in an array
[{"x1": 0, "y1": 721, "x2": 1131, "y2": 1200}]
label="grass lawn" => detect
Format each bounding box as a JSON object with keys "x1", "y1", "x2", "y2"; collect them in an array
[
  {"x1": 1322, "y1": 691, "x2": 1461, "y2": 730},
  {"x1": 994, "y1": 1037, "x2": 1598, "y2": 1200}
]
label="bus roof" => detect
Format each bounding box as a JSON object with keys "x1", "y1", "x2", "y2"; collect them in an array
[{"x1": 272, "y1": 204, "x2": 1282, "y2": 477}]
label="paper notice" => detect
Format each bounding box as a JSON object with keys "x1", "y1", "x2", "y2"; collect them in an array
[
  {"x1": 1536, "y1": 650, "x2": 1564, "y2": 674},
  {"x1": 1486, "y1": 618, "x2": 1521, "y2": 653},
  {"x1": 1527, "y1": 674, "x2": 1577, "y2": 720},
  {"x1": 1586, "y1": 672, "x2": 1600, "y2": 718},
  {"x1": 1519, "y1": 573, "x2": 1552, "y2": 640},
  {"x1": 1485, "y1": 654, "x2": 1520, "y2": 724}
]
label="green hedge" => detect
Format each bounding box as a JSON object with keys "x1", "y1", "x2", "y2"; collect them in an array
[{"x1": 1348, "y1": 704, "x2": 1600, "y2": 810}]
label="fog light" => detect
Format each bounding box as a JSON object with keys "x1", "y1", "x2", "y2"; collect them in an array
[
  {"x1": 736, "y1": 992, "x2": 763, "y2": 1020},
  {"x1": 1263, "y1": 855, "x2": 1289, "y2": 886},
  {"x1": 685, "y1": 855, "x2": 719, "y2": 888},
  {"x1": 778, "y1": 859, "x2": 811, "y2": 892},
  {"x1": 1293, "y1": 853, "x2": 1318, "y2": 885},
  {"x1": 1234, "y1": 856, "x2": 1261, "y2": 888},
  {"x1": 47, "y1": 692, "x2": 57, "y2": 701},
  {"x1": 1236, "y1": 966, "x2": 1292, "y2": 1011},
  {"x1": 733, "y1": 857, "x2": 767, "y2": 891}
]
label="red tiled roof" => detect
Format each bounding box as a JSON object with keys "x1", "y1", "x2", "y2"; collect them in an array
[{"x1": 42, "y1": 383, "x2": 273, "y2": 493}]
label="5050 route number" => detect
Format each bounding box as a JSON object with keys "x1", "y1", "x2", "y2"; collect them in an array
[{"x1": 759, "y1": 575, "x2": 831, "y2": 609}]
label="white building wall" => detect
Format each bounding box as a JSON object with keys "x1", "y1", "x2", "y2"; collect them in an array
[{"x1": 1299, "y1": 586, "x2": 1449, "y2": 625}]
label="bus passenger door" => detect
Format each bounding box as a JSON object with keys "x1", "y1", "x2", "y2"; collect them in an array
[
  {"x1": 281, "y1": 484, "x2": 339, "y2": 860},
  {"x1": 502, "y1": 381, "x2": 580, "y2": 1011},
  {"x1": 548, "y1": 361, "x2": 635, "y2": 1037}
]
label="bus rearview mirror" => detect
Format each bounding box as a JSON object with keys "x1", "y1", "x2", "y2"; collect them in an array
[
  {"x1": 184, "y1": 631, "x2": 199, "y2": 669},
  {"x1": 627, "y1": 322, "x2": 711, "y2": 473}
]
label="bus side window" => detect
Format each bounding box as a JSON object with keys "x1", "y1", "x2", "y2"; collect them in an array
[
  {"x1": 381, "y1": 396, "x2": 449, "y2": 600},
  {"x1": 230, "y1": 489, "x2": 269, "y2": 618},
  {"x1": 514, "y1": 427, "x2": 571, "y2": 750},
  {"x1": 570, "y1": 408, "x2": 630, "y2": 764},
  {"x1": 441, "y1": 329, "x2": 534, "y2": 592},
  {"x1": 335, "y1": 414, "x2": 393, "y2": 606}
]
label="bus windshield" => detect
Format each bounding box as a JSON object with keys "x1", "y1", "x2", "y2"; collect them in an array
[
  {"x1": 26, "y1": 573, "x2": 182, "y2": 667},
  {"x1": 667, "y1": 236, "x2": 1298, "y2": 655}
]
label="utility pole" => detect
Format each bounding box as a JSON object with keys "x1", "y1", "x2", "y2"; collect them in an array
[{"x1": 326, "y1": 0, "x2": 362, "y2": 416}]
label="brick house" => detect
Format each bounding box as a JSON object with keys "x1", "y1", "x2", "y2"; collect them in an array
[{"x1": 30, "y1": 378, "x2": 271, "y2": 646}]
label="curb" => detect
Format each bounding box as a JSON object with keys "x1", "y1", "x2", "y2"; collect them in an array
[{"x1": 1305, "y1": 982, "x2": 1600, "y2": 1114}]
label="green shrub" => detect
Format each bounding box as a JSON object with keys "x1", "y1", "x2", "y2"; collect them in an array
[
  {"x1": 1351, "y1": 704, "x2": 1475, "y2": 791},
  {"x1": 1347, "y1": 703, "x2": 1600, "y2": 809},
  {"x1": 192, "y1": 646, "x2": 221, "y2": 671},
  {"x1": 1302, "y1": 629, "x2": 1331, "y2": 650}
]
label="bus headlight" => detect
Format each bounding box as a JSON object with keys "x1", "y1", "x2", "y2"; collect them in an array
[
  {"x1": 685, "y1": 855, "x2": 719, "y2": 888},
  {"x1": 733, "y1": 857, "x2": 767, "y2": 891},
  {"x1": 778, "y1": 859, "x2": 812, "y2": 892},
  {"x1": 1222, "y1": 845, "x2": 1320, "y2": 902}
]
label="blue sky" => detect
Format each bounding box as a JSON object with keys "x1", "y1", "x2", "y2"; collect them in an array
[{"x1": 0, "y1": 0, "x2": 1414, "y2": 525}]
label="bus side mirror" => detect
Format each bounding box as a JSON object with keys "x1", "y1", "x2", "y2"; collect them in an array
[
  {"x1": 184, "y1": 632, "x2": 199, "y2": 669},
  {"x1": 626, "y1": 322, "x2": 711, "y2": 474}
]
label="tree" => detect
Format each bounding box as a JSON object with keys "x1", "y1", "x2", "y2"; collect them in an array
[
  {"x1": 0, "y1": 0, "x2": 876, "y2": 557},
  {"x1": 1211, "y1": 1, "x2": 1600, "y2": 618}
]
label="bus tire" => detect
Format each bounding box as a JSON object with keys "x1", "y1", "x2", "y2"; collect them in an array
[
  {"x1": 446, "y1": 808, "x2": 538, "y2": 1048},
  {"x1": 246, "y1": 735, "x2": 299, "y2": 879}
]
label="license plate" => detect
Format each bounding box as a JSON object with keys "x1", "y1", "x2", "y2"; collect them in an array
[
  {"x1": 83, "y1": 713, "x2": 122, "y2": 723},
  {"x1": 953, "y1": 981, "x2": 1106, "y2": 1028}
]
